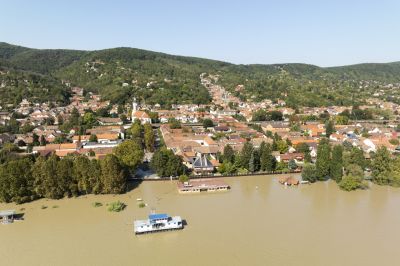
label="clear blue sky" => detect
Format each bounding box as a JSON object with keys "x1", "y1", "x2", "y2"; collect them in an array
[{"x1": 1, "y1": 0, "x2": 399, "y2": 67}]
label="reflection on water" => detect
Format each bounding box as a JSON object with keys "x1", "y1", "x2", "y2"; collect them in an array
[{"x1": 1, "y1": 174, "x2": 399, "y2": 266}]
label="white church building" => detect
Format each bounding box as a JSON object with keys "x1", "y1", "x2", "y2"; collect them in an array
[{"x1": 131, "y1": 98, "x2": 152, "y2": 124}]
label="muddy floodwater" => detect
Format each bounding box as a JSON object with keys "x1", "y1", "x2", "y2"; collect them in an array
[{"x1": 1, "y1": 174, "x2": 400, "y2": 266}]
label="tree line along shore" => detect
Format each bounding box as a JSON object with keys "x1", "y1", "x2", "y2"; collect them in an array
[{"x1": 1, "y1": 132, "x2": 399, "y2": 205}]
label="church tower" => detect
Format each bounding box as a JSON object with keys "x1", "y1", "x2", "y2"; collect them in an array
[{"x1": 132, "y1": 97, "x2": 138, "y2": 111}]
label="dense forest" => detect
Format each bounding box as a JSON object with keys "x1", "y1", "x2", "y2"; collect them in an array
[{"x1": 1, "y1": 42, "x2": 400, "y2": 108}]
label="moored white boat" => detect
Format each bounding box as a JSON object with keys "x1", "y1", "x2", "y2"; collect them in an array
[{"x1": 134, "y1": 213, "x2": 183, "y2": 234}]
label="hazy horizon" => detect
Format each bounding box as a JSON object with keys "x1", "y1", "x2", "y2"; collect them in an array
[
  {"x1": 1, "y1": 0, "x2": 400, "y2": 67},
  {"x1": 3, "y1": 41, "x2": 400, "y2": 69}
]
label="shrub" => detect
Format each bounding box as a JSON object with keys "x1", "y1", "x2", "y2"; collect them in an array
[
  {"x1": 302, "y1": 164, "x2": 317, "y2": 183},
  {"x1": 237, "y1": 168, "x2": 249, "y2": 174},
  {"x1": 138, "y1": 202, "x2": 146, "y2": 208},
  {"x1": 107, "y1": 201, "x2": 126, "y2": 212},
  {"x1": 92, "y1": 202, "x2": 103, "y2": 208},
  {"x1": 338, "y1": 174, "x2": 367, "y2": 191},
  {"x1": 179, "y1": 174, "x2": 189, "y2": 183}
]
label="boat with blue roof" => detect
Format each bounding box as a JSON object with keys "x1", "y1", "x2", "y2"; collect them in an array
[{"x1": 134, "y1": 213, "x2": 183, "y2": 234}]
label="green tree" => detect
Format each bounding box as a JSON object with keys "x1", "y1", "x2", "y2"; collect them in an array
[
  {"x1": 202, "y1": 118, "x2": 214, "y2": 129},
  {"x1": 238, "y1": 142, "x2": 254, "y2": 169},
  {"x1": 345, "y1": 164, "x2": 364, "y2": 177},
  {"x1": 32, "y1": 154, "x2": 70, "y2": 199},
  {"x1": 70, "y1": 107, "x2": 80, "y2": 126},
  {"x1": 218, "y1": 161, "x2": 237, "y2": 174},
  {"x1": 302, "y1": 163, "x2": 317, "y2": 183},
  {"x1": 83, "y1": 112, "x2": 97, "y2": 127},
  {"x1": 223, "y1": 144, "x2": 235, "y2": 163},
  {"x1": 330, "y1": 145, "x2": 343, "y2": 182},
  {"x1": 168, "y1": 118, "x2": 181, "y2": 129},
  {"x1": 73, "y1": 155, "x2": 102, "y2": 194},
  {"x1": 260, "y1": 143, "x2": 276, "y2": 171},
  {"x1": 315, "y1": 141, "x2": 331, "y2": 180},
  {"x1": 0, "y1": 157, "x2": 36, "y2": 203},
  {"x1": 100, "y1": 154, "x2": 127, "y2": 194},
  {"x1": 335, "y1": 115, "x2": 349, "y2": 125},
  {"x1": 288, "y1": 159, "x2": 297, "y2": 170},
  {"x1": 275, "y1": 161, "x2": 288, "y2": 172},
  {"x1": 267, "y1": 111, "x2": 283, "y2": 121},
  {"x1": 252, "y1": 109, "x2": 267, "y2": 121},
  {"x1": 143, "y1": 123, "x2": 155, "y2": 152},
  {"x1": 371, "y1": 146, "x2": 392, "y2": 185},
  {"x1": 386, "y1": 158, "x2": 400, "y2": 187},
  {"x1": 338, "y1": 174, "x2": 366, "y2": 191},
  {"x1": 249, "y1": 149, "x2": 260, "y2": 172},
  {"x1": 114, "y1": 139, "x2": 144, "y2": 171},
  {"x1": 150, "y1": 148, "x2": 186, "y2": 177},
  {"x1": 129, "y1": 120, "x2": 143, "y2": 146},
  {"x1": 304, "y1": 152, "x2": 312, "y2": 163},
  {"x1": 179, "y1": 174, "x2": 189, "y2": 183},
  {"x1": 32, "y1": 133, "x2": 40, "y2": 146},
  {"x1": 276, "y1": 140, "x2": 288, "y2": 154},
  {"x1": 325, "y1": 120, "x2": 335, "y2": 138},
  {"x1": 57, "y1": 157, "x2": 77, "y2": 197},
  {"x1": 343, "y1": 147, "x2": 366, "y2": 170}
]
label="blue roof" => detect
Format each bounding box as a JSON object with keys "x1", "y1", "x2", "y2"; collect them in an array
[{"x1": 149, "y1": 213, "x2": 169, "y2": 220}]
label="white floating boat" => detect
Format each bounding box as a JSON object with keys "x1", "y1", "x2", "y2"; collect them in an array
[{"x1": 134, "y1": 213, "x2": 183, "y2": 234}]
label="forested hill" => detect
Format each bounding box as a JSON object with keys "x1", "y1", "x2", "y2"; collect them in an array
[
  {"x1": 326, "y1": 62, "x2": 400, "y2": 82},
  {"x1": 1, "y1": 42, "x2": 400, "y2": 108}
]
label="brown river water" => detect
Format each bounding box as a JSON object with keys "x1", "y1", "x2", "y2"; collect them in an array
[{"x1": 1, "y1": 174, "x2": 400, "y2": 266}]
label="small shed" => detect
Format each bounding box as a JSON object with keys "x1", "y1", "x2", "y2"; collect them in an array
[
  {"x1": 278, "y1": 176, "x2": 299, "y2": 186},
  {"x1": 286, "y1": 177, "x2": 299, "y2": 186},
  {"x1": 278, "y1": 176, "x2": 289, "y2": 184}
]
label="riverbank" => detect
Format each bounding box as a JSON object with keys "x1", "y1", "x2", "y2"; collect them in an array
[
  {"x1": 134, "y1": 169, "x2": 302, "y2": 181},
  {"x1": 1, "y1": 174, "x2": 400, "y2": 266}
]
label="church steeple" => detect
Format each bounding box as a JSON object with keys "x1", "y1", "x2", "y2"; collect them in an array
[{"x1": 132, "y1": 97, "x2": 138, "y2": 112}]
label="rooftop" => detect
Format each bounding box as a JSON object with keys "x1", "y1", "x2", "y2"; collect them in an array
[
  {"x1": 0, "y1": 210, "x2": 16, "y2": 216},
  {"x1": 149, "y1": 213, "x2": 169, "y2": 220}
]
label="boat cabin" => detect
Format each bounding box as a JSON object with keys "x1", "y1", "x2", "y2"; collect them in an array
[
  {"x1": 149, "y1": 213, "x2": 170, "y2": 224},
  {"x1": 134, "y1": 213, "x2": 183, "y2": 234},
  {"x1": 0, "y1": 210, "x2": 16, "y2": 224}
]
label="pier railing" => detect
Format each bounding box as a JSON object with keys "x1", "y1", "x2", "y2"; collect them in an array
[
  {"x1": 190, "y1": 169, "x2": 301, "y2": 179},
  {"x1": 131, "y1": 169, "x2": 301, "y2": 181}
]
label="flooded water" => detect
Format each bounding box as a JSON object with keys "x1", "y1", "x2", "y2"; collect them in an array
[{"x1": 1, "y1": 174, "x2": 400, "y2": 266}]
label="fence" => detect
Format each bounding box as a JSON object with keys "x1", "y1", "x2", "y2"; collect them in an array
[{"x1": 129, "y1": 169, "x2": 301, "y2": 181}]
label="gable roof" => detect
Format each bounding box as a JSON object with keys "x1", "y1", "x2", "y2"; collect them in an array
[
  {"x1": 193, "y1": 156, "x2": 213, "y2": 168},
  {"x1": 133, "y1": 111, "x2": 150, "y2": 119}
]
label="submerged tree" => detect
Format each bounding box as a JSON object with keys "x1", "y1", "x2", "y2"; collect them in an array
[
  {"x1": 302, "y1": 163, "x2": 317, "y2": 183},
  {"x1": 330, "y1": 145, "x2": 343, "y2": 182},
  {"x1": 100, "y1": 154, "x2": 127, "y2": 194}
]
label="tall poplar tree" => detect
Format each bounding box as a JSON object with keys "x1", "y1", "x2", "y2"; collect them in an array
[
  {"x1": 316, "y1": 139, "x2": 331, "y2": 180},
  {"x1": 330, "y1": 145, "x2": 343, "y2": 182}
]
